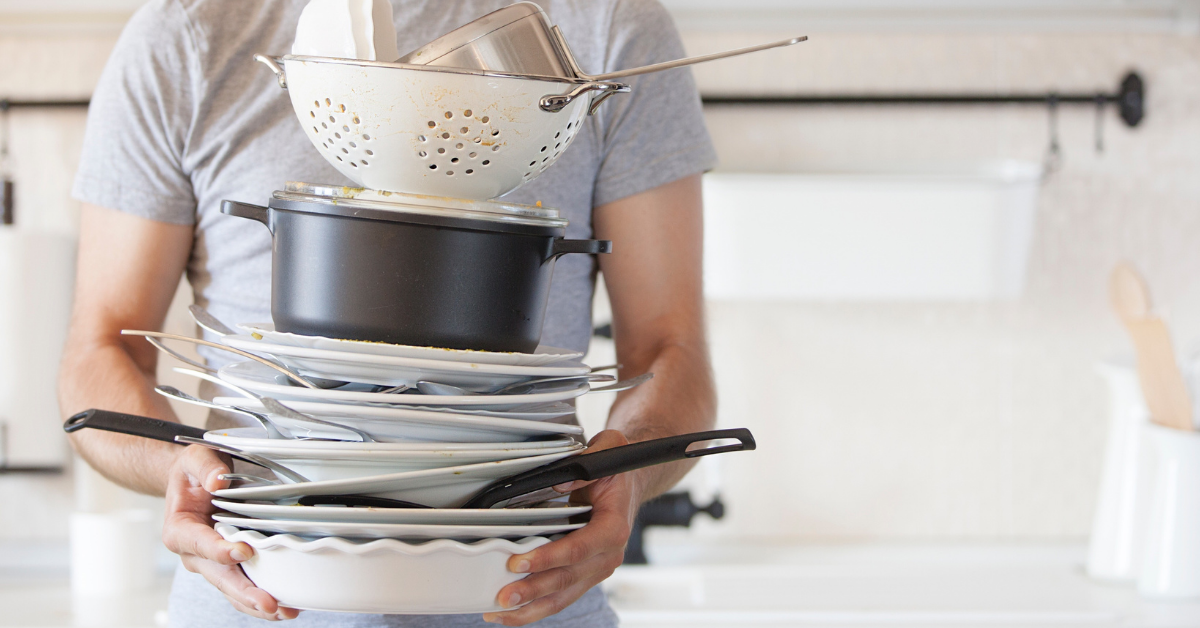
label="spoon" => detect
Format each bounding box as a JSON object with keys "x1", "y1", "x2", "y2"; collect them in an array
[
  {"x1": 184, "y1": 307, "x2": 352, "y2": 390},
  {"x1": 416, "y1": 373, "x2": 616, "y2": 397},
  {"x1": 219, "y1": 473, "x2": 281, "y2": 487},
  {"x1": 156, "y1": 385, "x2": 291, "y2": 440},
  {"x1": 421, "y1": 373, "x2": 654, "y2": 397},
  {"x1": 169, "y1": 368, "x2": 377, "y2": 443},
  {"x1": 174, "y1": 435, "x2": 310, "y2": 483}
]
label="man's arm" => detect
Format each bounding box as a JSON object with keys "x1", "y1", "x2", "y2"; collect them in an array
[
  {"x1": 485, "y1": 174, "x2": 715, "y2": 625},
  {"x1": 59, "y1": 203, "x2": 193, "y2": 494},
  {"x1": 58, "y1": 204, "x2": 296, "y2": 621}
]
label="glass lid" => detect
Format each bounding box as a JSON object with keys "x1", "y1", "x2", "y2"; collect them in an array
[{"x1": 277, "y1": 182, "x2": 567, "y2": 228}]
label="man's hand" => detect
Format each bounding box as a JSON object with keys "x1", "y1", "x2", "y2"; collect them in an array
[
  {"x1": 483, "y1": 430, "x2": 643, "y2": 626},
  {"x1": 162, "y1": 445, "x2": 300, "y2": 622}
]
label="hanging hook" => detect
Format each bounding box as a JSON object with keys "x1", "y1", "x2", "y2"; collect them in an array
[
  {"x1": 1094, "y1": 94, "x2": 1106, "y2": 154},
  {"x1": 1044, "y1": 94, "x2": 1062, "y2": 173},
  {"x1": 0, "y1": 100, "x2": 11, "y2": 227}
]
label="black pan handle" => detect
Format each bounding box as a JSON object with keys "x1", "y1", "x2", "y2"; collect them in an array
[
  {"x1": 461, "y1": 428, "x2": 755, "y2": 509},
  {"x1": 64, "y1": 409, "x2": 207, "y2": 443},
  {"x1": 221, "y1": 200, "x2": 271, "y2": 230},
  {"x1": 297, "y1": 494, "x2": 432, "y2": 509},
  {"x1": 550, "y1": 238, "x2": 613, "y2": 260}
]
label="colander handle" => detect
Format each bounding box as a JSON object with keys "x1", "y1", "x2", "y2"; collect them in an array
[
  {"x1": 254, "y1": 54, "x2": 287, "y2": 89},
  {"x1": 540, "y1": 82, "x2": 630, "y2": 114}
]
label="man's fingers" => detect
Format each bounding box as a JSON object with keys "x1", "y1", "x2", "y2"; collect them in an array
[
  {"x1": 485, "y1": 577, "x2": 598, "y2": 626},
  {"x1": 506, "y1": 505, "x2": 630, "y2": 574},
  {"x1": 496, "y1": 549, "x2": 622, "y2": 612},
  {"x1": 177, "y1": 445, "x2": 233, "y2": 492},
  {"x1": 163, "y1": 513, "x2": 251, "y2": 565},
  {"x1": 186, "y1": 557, "x2": 281, "y2": 619}
]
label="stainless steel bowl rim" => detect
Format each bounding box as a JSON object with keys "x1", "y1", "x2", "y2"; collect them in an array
[
  {"x1": 397, "y1": 2, "x2": 545, "y2": 65},
  {"x1": 280, "y1": 54, "x2": 600, "y2": 86}
]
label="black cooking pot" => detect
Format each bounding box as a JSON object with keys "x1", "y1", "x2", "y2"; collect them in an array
[{"x1": 221, "y1": 185, "x2": 609, "y2": 353}]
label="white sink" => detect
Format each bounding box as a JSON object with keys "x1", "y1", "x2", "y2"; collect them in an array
[{"x1": 603, "y1": 540, "x2": 1200, "y2": 627}]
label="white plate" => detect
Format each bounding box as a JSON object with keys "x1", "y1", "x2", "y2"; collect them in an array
[
  {"x1": 214, "y1": 514, "x2": 584, "y2": 540},
  {"x1": 239, "y1": 323, "x2": 583, "y2": 367},
  {"x1": 212, "y1": 499, "x2": 591, "y2": 525},
  {"x1": 213, "y1": 449, "x2": 578, "y2": 506},
  {"x1": 216, "y1": 523, "x2": 548, "y2": 614},
  {"x1": 212, "y1": 397, "x2": 582, "y2": 443},
  {"x1": 205, "y1": 427, "x2": 577, "y2": 453},
  {"x1": 219, "y1": 361, "x2": 590, "y2": 408},
  {"x1": 205, "y1": 428, "x2": 582, "y2": 481},
  {"x1": 221, "y1": 335, "x2": 589, "y2": 388}
]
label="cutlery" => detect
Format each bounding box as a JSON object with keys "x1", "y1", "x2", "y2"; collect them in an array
[
  {"x1": 415, "y1": 373, "x2": 615, "y2": 397},
  {"x1": 1109, "y1": 263, "x2": 1194, "y2": 431},
  {"x1": 167, "y1": 369, "x2": 376, "y2": 443}
]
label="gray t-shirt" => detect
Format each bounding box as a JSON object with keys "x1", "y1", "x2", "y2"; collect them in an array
[{"x1": 74, "y1": 0, "x2": 715, "y2": 626}]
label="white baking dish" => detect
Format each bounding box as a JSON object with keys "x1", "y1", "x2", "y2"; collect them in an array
[{"x1": 216, "y1": 523, "x2": 549, "y2": 614}]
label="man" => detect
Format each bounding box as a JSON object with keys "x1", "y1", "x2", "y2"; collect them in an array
[{"x1": 59, "y1": 1, "x2": 716, "y2": 626}]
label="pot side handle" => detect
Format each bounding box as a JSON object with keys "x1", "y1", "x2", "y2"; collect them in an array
[
  {"x1": 551, "y1": 238, "x2": 613, "y2": 260},
  {"x1": 221, "y1": 200, "x2": 271, "y2": 231}
]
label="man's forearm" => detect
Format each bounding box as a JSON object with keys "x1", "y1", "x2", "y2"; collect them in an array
[
  {"x1": 59, "y1": 338, "x2": 183, "y2": 496},
  {"x1": 605, "y1": 339, "x2": 717, "y2": 502}
]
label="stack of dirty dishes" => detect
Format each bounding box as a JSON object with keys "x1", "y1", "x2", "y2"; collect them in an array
[{"x1": 155, "y1": 306, "x2": 620, "y2": 614}]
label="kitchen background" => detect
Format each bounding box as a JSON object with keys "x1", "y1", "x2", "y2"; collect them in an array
[{"x1": 4, "y1": 0, "x2": 1200, "y2": 623}]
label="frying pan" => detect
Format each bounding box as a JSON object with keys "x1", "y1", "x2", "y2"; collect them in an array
[{"x1": 64, "y1": 409, "x2": 754, "y2": 509}]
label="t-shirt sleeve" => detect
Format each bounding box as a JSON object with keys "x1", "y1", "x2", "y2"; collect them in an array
[
  {"x1": 591, "y1": 0, "x2": 718, "y2": 208},
  {"x1": 72, "y1": 0, "x2": 198, "y2": 225}
]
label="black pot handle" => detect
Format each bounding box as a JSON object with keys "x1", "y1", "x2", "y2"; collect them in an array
[
  {"x1": 221, "y1": 200, "x2": 271, "y2": 230},
  {"x1": 64, "y1": 409, "x2": 207, "y2": 443},
  {"x1": 551, "y1": 238, "x2": 613, "y2": 260},
  {"x1": 461, "y1": 428, "x2": 755, "y2": 509}
]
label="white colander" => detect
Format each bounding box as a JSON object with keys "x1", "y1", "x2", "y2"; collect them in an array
[{"x1": 257, "y1": 55, "x2": 628, "y2": 200}]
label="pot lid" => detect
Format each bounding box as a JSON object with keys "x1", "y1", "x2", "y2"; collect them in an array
[
  {"x1": 397, "y1": 2, "x2": 544, "y2": 65},
  {"x1": 277, "y1": 182, "x2": 568, "y2": 230}
]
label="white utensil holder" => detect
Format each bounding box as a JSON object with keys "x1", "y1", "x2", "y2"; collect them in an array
[
  {"x1": 69, "y1": 509, "x2": 155, "y2": 597},
  {"x1": 1139, "y1": 424, "x2": 1200, "y2": 599},
  {"x1": 1087, "y1": 359, "x2": 1156, "y2": 581}
]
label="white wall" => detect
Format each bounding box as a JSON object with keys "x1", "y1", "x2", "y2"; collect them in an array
[{"x1": 4, "y1": 6, "x2": 1200, "y2": 545}]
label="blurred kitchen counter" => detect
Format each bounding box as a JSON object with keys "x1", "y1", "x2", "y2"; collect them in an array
[
  {"x1": 3, "y1": 541, "x2": 1199, "y2": 627},
  {"x1": 604, "y1": 539, "x2": 1200, "y2": 627}
]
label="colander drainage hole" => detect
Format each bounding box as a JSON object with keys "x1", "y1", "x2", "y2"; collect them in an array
[
  {"x1": 338, "y1": 104, "x2": 345, "y2": 112},
  {"x1": 321, "y1": 122, "x2": 327, "y2": 129},
  {"x1": 314, "y1": 100, "x2": 320, "y2": 107},
  {"x1": 469, "y1": 152, "x2": 477, "y2": 158},
  {"x1": 444, "y1": 111, "x2": 453, "y2": 119},
  {"x1": 335, "y1": 132, "x2": 342, "y2": 139},
  {"x1": 481, "y1": 116, "x2": 490, "y2": 123},
  {"x1": 349, "y1": 141, "x2": 357, "y2": 148},
  {"x1": 353, "y1": 117, "x2": 360, "y2": 124},
  {"x1": 429, "y1": 164, "x2": 437, "y2": 170},
  {"x1": 492, "y1": 146, "x2": 499, "y2": 152},
  {"x1": 466, "y1": 169, "x2": 474, "y2": 174},
  {"x1": 325, "y1": 98, "x2": 331, "y2": 106},
  {"x1": 350, "y1": 162, "x2": 357, "y2": 168},
  {"x1": 460, "y1": 127, "x2": 469, "y2": 134},
  {"x1": 473, "y1": 137, "x2": 482, "y2": 144},
  {"x1": 529, "y1": 161, "x2": 536, "y2": 166},
  {"x1": 310, "y1": 111, "x2": 315, "y2": 118},
  {"x1": 363, "y1": 134, "x2": 371, "y2": 140},
  {"x1": 342, "y1": 125, "x2": 349, "y2": 132},
  {"x1": 361, "y1": 160, "x2": 368, "y2": 166},
  {"x1": 451, "y1": 158, "x2": 459, "y2": 163},
  {"x1": 428, "y1": 121, "x2": 436, "y2": 128},
  {"x1": 554, "y1": 132, "x2": 560, "y2": 138},
  {"x1": 418, "y1": 135, "x2": 426, "y2": 142},
  {"x1": 418, "y1": 151, "x2": 427, "y2": 157},
  {"x1": 329, "y1": 116, "x2": 335, "y2": 123},
  {"x1": 441, "y1": 132, "x2": 450, "y2": 139},
  {"x1": 540, "y1": 146, "x2": 547, "y2": 152},
  {"x1": 464, "y1": 109, "x2": 473, "y2": 117},
  {"x1": 437, "y1": 148, "x2": 446, "y2": 154},
  {"x1": 482, "y1": 160, "x2": 490, "y2": 166},
  {"x1": 492, "y1": 130, "x2": 500, "y2": 136},
  {"x1": 365, "y1": 149, "x2": 374, "y2": 155},
  {"x1": 456, "y1": 143, "x2": 464, "y2": 149}
]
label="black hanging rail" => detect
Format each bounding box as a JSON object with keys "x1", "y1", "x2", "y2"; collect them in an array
[
  {"x1": 702, "y1": 71, "x2": 1145, "y2": 128},
  {"x1": 0, "y1": 98, "x2": 91, "y2": 111}
]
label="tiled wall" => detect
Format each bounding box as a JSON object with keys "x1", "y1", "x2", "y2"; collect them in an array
[{"x1": 4, "y1": 15, "x2": 1200, "y2": 542}]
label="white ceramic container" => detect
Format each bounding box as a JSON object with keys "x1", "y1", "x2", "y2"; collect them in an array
[
  {"x1": 1087, "y1": 358, "x2": 1156, "y2": 581},
  {"x1": 1139, "y1": 424, "x2": 1200, "y2": 599},
  {"x1": 216, "y1": 523, "x2": 548, "y2": 613}
]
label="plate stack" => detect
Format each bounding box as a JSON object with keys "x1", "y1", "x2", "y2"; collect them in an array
[{"x1": 185, "y1": 322, "x2": 605, "y2": 613}]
